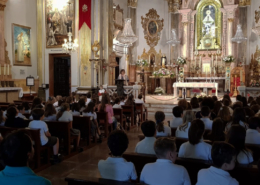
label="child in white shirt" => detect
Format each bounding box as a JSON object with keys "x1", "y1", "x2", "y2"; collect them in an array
[
  {"x1": 57, "y1": 103, "x2": 81, "y2": 149},
  {"x1": 196, "y1": 142, "x2": 238, "y2": 185},
  {"x1": 71, "y1": 103, "x2": 81, "y2": 116},
  {"x1": 246, "y1": 117, "x2": 260, "y2": 144},
  {"x1": 85, "y1": 93, "x2": 92, "y2": 106},
  {"x1": 140, "y1": 137, "x2": 191, "y2": 185},
  {"x1": 176, "y1": 110, "x2": 195, "y2": 138},
  {"x1": 155, "y1": 111, "x2": 171, "y2": 137},
  {"x1": 17, "y1": 105, "x2": 26, "y2": 119},
  {"x1": 119, "y1": 96, "x2": 125, "y2": 106},
  {"x1": 135, "y1": 121, "x2": 156, "y2": 155},
  {"x1": 98, "y1": 130, "x2": 137, "y2": 181},
  {"x1": 200, "y1": 106, "x2": 213, "y2": 130},
  {"x1": 29, "y1": 108, "x2": 60, "y2": 164},
  {"x1": 170, "y1": 106, "x2": 183, "y2": 128},
  {"x1": 179, "y1": 119, "x2": 212, "y2": 160},
  {"x1": 112, "y1": 98, "x2": 122, "y2": 109}
]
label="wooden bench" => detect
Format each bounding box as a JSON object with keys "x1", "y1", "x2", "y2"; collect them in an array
[
  {"x1": 0, "y1": 102, "x2": 10, "y2": 111},
  {"x1": 73, "y1": 116, "x2": 91, "y2": 145},
  {"x1": 135, "y1": 103, "x2": 147, "y2": 124},
  {"x1": 113, "y1": 108, "x2": 126, "y2": 130},
  {"x1": 23, "y1": 113, "x2": 31, "y2": 119},
  {"x1": 0, "y1": 126, "x2": 51, "y2": 172},
  {"x1": 65, "y1": 175, "x2": 143, "y2": 185},
  {"x1": 45, "y1": 121, "x2": 78, "y2": 157},
  {"x1": 122, "y1": 152, "x2": 260, "y2": 185},
  {"x1": 97, "y1": 112, "x2": 112, "y2": 138},
  {"x1": 122, "y1": 105, "x2": 135, "y2": 127}
]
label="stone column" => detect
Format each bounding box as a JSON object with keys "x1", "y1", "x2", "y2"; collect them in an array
[
  {"x1": 37, "y1": 0, "x2": 43, "y2": 85},
  {"x1": 0, "y1": 0, "x2": 7, "y2": 64}
]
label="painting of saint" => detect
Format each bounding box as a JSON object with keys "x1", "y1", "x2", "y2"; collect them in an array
[
  {"x1": 12, "y1": 24, "x2": 31, "y2": 66},
  {"x1": 148, "y1": 21, "x2": 158, "y2": 36},
  {"x1": 45, "y1": 0, "x2": 75, "y2": 48}
]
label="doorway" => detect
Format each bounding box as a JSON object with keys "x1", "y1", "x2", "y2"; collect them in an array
[
  {"x1": 115, "y1": 57, "x2": 120, "y2": 80},
  {"x1": 49, "y1": 54, "x2": 71, "y2": 97}
]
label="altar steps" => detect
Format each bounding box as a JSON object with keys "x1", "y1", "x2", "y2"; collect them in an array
[{"x1": 144, "y1": 103, "x2": 176, "y2": 116}]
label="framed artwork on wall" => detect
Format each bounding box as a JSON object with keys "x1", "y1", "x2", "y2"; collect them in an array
[
  {"x1": 12, "y1": 23, "x2": 32, "y2": 66},
  {"x1": 45, "y1": 0, "x2": 75, "y2": 48}
]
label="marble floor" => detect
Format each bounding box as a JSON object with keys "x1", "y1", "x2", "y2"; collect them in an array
[{"x1": 37, "y1": 116, "x2": 173, "y2": 185}]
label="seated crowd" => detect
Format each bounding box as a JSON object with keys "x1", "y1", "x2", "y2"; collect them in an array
[{"x1": 1, "y1": 94, "x2": 260, "y2": 185}]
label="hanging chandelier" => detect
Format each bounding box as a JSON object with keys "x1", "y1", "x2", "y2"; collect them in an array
[
  {"x1": 62, "y1": 2, "x2": 78, "y2": 54},
  {"x1": 231, "y1": 24, "x2": 247, "y2": 44},
  {"x1": 117, "y1": 18, "x2": 138, "y2": 47},
  {"x1": 166, "y1": 29, "x2": 180, "y2": 46}
]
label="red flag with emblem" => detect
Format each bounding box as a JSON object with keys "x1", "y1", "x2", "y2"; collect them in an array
[{"x1": 79, "y1": 0, "x2": 91, "y2": 30}]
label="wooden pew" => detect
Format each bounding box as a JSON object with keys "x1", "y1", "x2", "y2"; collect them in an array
[
  {"x1": 0, "y1": 102, "x2": 10, "y2": 111},
  {"x1": 122, "y1": 152, "x2": 260, "y2": 185},
  {"x1": 113, "y1": 108, "x2": 126, "y2": 130},
  {"x1": 246, "y1": 143, "x2": 260, "y2": 162},
  {"x1": 97, "y1": 112, "x2": 112, "y2": 138},
  {"x1": 135, "y1": 103, "x2": 147, "y2": 124},
  {"x1": 73, "y1": 116, "x2": 91, "y2": 145},
  {"x1": 45, "y1": 121, "x2": 78, "y2": 157},
  {"x1": 0, "y1": 126, "x2": 51, "y2": 172},
  {"x1": 23, "y1": 113, "x2": 31, "y2": 119},
  {"x1": 122, "y1": 105, "x2": 135, "y2": 127},
  {"x1": 65, "y1": 175, "x2": 142, "y2": 185}
]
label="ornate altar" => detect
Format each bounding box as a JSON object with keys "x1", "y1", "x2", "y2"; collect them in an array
[{"x1": 230, "y1": 67, "x2": 245, "y2": 96}]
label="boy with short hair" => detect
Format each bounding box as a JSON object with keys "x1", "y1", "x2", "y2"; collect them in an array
[
  {"x1": 17, "y1": 105, "x2": 26, "y2": 119},
  {"x1": 245, "y1": 117, "x2": 260, "y2": 144},
  {"x1": 113, "y1": 98, "x2": 122, "y2": 108},
  {"x1": 135, "y1": 121, "x2": 156, "y2": 155},
  {"x1": 170, "y1": 106, "x2": 183, "y2": 128},
  {"x1": 140, "y1": 138, "x2": 191, "y2": 185},
  {"x1": 0, "y1": 130, "x2": 51, "y2": 185},
  {"x1": 200, "y1": 106, "x2": 213, "y2": 130},
  {"x1": 98, "y1": 130, "x2": 137, "y2": 181},
  {"x1": 29, "y1": 108, "x2": 60, "y2": 164},
  {"x1": 135, "y1": 94, "x2": 144, "y2": 104},
  {"x1": 196, "y1": 142, "x2": 238, "y2": 185}
]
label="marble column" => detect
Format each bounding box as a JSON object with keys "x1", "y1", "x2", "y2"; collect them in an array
[
  {"x1": 0, "y1": 0, "x2": 7, "y2": 64},
  {"x1": 37, "y1": 0, "x2": 43, "y2": 85}
]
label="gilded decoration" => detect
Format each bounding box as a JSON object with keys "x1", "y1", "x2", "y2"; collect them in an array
[
  {"x1": 113, "y1": 5, "x2": 124, "y2": 30},
  {"x1": 238, "y1": 0, "x2": 251, "y2": 7},
  {"x1": 166, "y1": 0, "x2": 182, "y2": 14},
  {"x1": 127, "y1": 0, "x2": 138, "y2": 8},
  {"x1": 0, "y1": 4, "x2": 6, "y2": 11},
  {"x1": 255, "y1": 7, "x2": 260, "y2": 24},
  {"x1": 141, "y1": 9, "x2": 164, "y2": 49},
  {"x1": 91, "y1": 41, "x2": 100, "y2": 58},
  {"x1": 196, "y1": 0, "x2": 222, "y2": 50},
  {"x1": 250, "y1": 45, "x2": 260, "y2": 80},
  {"x1": 138, "y1": 48, "x2": 162, "y2": 70}
]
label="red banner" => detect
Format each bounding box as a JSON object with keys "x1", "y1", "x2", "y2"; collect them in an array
[
  {"x1": 79, "y1": 0, "x2": 91, "y2": 30},
  {"x1": 233, "y1": 77, "x2": 240, "y2": 86}
]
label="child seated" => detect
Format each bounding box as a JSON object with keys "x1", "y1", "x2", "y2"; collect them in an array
[
  {"x1": 200, "y1": 106, "x2": 213, "y2": 130},
  {"x1": 17, "y1": 105, "x2": 26, "y2": 119},
  {"x1": 112, "y1": 98, "x2": 122, "y2": 108},
  {"x1": 29, "y1": 108, "x2": 60, "y2": 163},
  {"x1": 170, "y1": 106, "x2": 183, "y2": 128},
  {"x1": 98, "y1": 130, "x2": 137, "y2": 181},
  {"x1": 43, "y1": 104, "x2": 57, "y2": 121},
  {"x1": 5, "y1": 107, "x2": 27, "y2": 128},
  {"x1": 135, "y1": 94, "x2": 144, "y2": 104},
  {"x1": 155, "y1": 111, "x2": 171, "y2": 137},
  {"x1": 85, "y1": 93, "x2": 92, "y2": 106},
  {"x1": 178, "y1": 119, "x2": 212, "y2": 160},
  {"x1": 135, "y1": 121, "x2": 156, "y2": 155},
  {"x1": 175, "y1": 110, "x2": 195, "y2": 139},
  {"x1": 140, "y1": 138, "x2": 191, "y2": 185},
  {"x1": 98, "y1": 85, "x2": 106, "y2": 102},
  {"x1": 196, "y1": 142, "x2": 238, "y2": 185},
  {"x1": 245, "y1": 117, "x2": 260, "y2": 144},
  {"x1": 22, "y1": 102, "x2": 31, "y2": 114},
  {"x1": 71, "y1": 103, "x2": 81, "y2": 116},
  {"x1": 120, "y1": 96, "x2": 125, "y2": 106}
]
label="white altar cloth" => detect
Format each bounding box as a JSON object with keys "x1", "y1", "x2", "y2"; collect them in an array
[
  {"x1": 173, "y1": 82, "x2": 218, "y2": 98},
  {"x1": 0, "y1": 87, "x2": 23, "y2": 98}
]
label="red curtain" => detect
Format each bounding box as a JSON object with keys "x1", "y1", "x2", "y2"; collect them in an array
[
  {"x1": 79, "y1": 0, "x2": 91, "y2": 30},
  {"x1": 233, "y1": 77, "x2": 240, "y2": 86}
]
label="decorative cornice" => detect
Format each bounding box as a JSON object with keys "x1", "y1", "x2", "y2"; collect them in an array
[
  {"x1": 238, "y1": 0, "x2": 251, "y2": 7},
  {"x1": 127, "y1": 0, "x2": 138, "y2": 8},
  {"x1": 228, "y1": 18, "x2": 234, "y2": 22}
]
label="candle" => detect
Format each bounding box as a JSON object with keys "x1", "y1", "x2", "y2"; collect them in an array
[
  {"x1": 7, "y1": 65, "x2": 9, "y2": 75},
  {"x1": 4, "y1": 64, "x2": 6, "y2": 75}
]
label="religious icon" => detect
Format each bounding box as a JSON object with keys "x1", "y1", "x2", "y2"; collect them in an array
[
  {"x1": 161, "y1": 54, "x2": 167, "y2": 68},
  {"x1": 148, "y1": 20, "x2": 158, "y2": 36},
  {"x1": 150, "y1": 54, "x2": 155, "y2": 66},
  {"x1": 202, "y1": 8, "x2": 216, "y2": 38}
]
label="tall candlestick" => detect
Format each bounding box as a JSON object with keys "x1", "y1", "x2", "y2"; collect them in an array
[
  {"x1": 7, "y1": 65, "x2": 9, "y2": 75},
  {"x1": 4, "y1": 64, "x2": 6, "y2": 75}
]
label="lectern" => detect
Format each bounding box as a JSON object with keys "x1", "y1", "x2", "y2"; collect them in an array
[{"x1": 116, "y1": 79, "x2": 126, "y2": 96}]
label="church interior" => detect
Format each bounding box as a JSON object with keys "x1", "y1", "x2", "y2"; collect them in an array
[{"x1": 0, "y1": 0, "x2": 260, "y2": 185}]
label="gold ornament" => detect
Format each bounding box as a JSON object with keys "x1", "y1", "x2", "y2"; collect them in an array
[{"x1": 91, "y1": 41, "x2": 100, "y2": 58}]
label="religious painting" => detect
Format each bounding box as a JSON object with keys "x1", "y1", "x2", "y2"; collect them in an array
[
  {"x1": 12, "y1": 24, "x2": 31, "y2": 66},
  {"x1": 45, "y1": 0, "x2": 75, "y2": 48},
  {"x1": 147, "y1": 20, "x2": 158, "y2": 36},
  {"x1": 196, "y1": 0, "x2": 222, "y2": 50}
]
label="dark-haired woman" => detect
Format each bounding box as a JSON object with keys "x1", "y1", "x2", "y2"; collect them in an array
[
  {"x1": 225, "y1": 107, "x2": 248, "y2": 132},
  {"x1": 155, "y1": 111, "x2": 171, "y2": 137},
  {"x1": 205, "y1": 118, "x2": 225, "y2": 142},
  {"x1": 5, "y1": 107, "x2": 27, "y2": 128},
  {"x1": 43, "y1": 103, "x2": 57, "y2": 121},
  {"x1": 178, "y1": 119, "x2": 212, "y2": 160},
  {"x1": 226, "y1": 125, "x2": 253, "y2": 164}
]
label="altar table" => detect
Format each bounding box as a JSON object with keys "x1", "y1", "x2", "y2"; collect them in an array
[
  {"x1": 237, "y1": 86, "x2": 260, "y2": 98},
  {"x1": 173, "y1": 82, "x2": 218, "y2": 98},
  {"x1": 0, "y1": 87, "x2": 23, "y2": 103}
]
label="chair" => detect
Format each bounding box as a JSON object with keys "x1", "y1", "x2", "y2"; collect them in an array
[
  {"x1": 135, "y1": 103, "x2": 147, "y2": 124},
  {"x1": 97, "y1": 112, "x2": 112, "y2": 138},
  {"x1": 122, "y1": 105, "x2": 135, "y2": 127},
  {"x1": 113, "y1": 108, "x2": 126, "y2": 130}
]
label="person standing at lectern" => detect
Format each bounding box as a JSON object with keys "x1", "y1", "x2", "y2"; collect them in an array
[{"x1": 118, "y1": 69, "x2": 129, "y2": 85}]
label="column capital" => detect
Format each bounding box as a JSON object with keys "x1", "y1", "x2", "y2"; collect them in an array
[
  {"x1": 223, "y1": 4, "x2": 238, "y2": 19},
  {"x1": 178, "y1": 9, "x2": 192, "y2": 23},
  {"x1": 0, "y1": 0, "x2": 8, "y2": 11}
]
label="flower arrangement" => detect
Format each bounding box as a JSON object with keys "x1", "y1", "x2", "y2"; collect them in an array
[
  {"x1": 152, "y1": 68, "x2": 175, "y2": 78},
  {"x1": 256, "y1": 57, "x2": 260, "y2": 62},
  {"x1": 177, "y1": 56, "x2": 186, "y2": 65},
  {"x1": 154, "y1": 87, "x2": 165, "y2": 95},
  {"x1": 136, "y1": 59, "x2": 149, "y2": 67},
  {"x1": 196, "y1": 92, "x2": 207, "y2": 98},
  {"x1": 223, "y1": 55, "x2": 235, "y2": 63}
]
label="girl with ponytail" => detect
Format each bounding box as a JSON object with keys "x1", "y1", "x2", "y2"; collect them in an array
[{"x1": 155, "y1": 111, "x2": 171, "y2": 137}]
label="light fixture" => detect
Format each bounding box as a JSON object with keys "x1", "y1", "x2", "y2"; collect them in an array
[
  {"x1": 62, "y1": 2, "x2": 78, "y2": 54},
  {"x1": 166, "y1": 29, "x2": 180, "y2": 46},
  {"x1": 117, "y1": 18, "x2": 138, "y2": 47},
  {"x1": 231, "y1": 24, "x2": 247, "y2": 44}
]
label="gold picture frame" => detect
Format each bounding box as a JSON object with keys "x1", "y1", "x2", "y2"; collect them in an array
[
  {"x1": 141, "y1": 9, "x2": 164, "y2": 49},
  {"x1": 114, "y1": 5, "x2": 124, "y2": 30}
]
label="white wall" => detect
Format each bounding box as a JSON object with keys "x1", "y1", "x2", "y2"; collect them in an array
[
  {"x1": 4, "y1": 0, "x2": 37, "y2": 79},
  {"x1": 136, "y1": 0, "x2": 170, "y2": 61}
]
